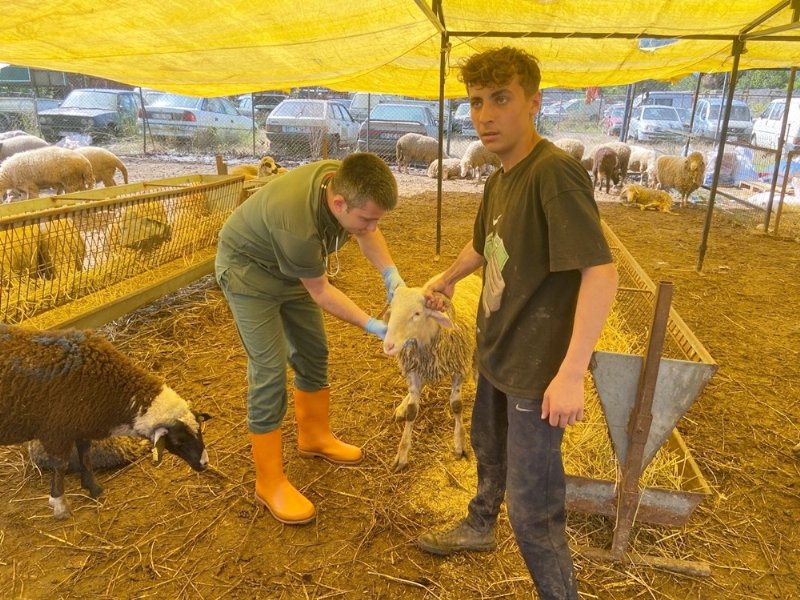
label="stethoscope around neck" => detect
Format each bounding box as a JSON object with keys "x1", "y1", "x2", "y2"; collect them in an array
[{"x1": 318, "y1": 174, "x2": 341, "y2": 279}]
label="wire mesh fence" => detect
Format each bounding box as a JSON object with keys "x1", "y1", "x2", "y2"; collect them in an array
[{"x1": 0, "y1": 175, "x2": 242, "y2": 325}]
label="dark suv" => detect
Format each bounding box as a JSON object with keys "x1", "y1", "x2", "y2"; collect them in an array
[{"x1": 38, "y1": 88, "x2": 141, "y2": 142}]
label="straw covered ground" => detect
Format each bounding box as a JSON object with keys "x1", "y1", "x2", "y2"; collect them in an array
[{"x1": 0, "y1": 157, "x2": 798, "y2": 599}]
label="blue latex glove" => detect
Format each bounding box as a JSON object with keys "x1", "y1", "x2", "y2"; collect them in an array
[
  {"x1": 381, "y1": 266, "x2": 406, "y2": 303},
  {"x1": 365, "y1": 318, "x2": 388, "y2": 341}
]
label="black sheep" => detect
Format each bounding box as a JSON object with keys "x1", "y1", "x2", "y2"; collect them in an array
[{"x1": 0, "y1": 324, "x2": 211, "y2": 519}]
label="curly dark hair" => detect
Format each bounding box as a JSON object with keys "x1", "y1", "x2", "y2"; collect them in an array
[{"x1": 458, "y1": 47, "x2": 541, "y2": 96}]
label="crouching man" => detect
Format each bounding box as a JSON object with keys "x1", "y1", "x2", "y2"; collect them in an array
[{"x1": 216, "y1": 153, "x2": 405, "y2": 525}]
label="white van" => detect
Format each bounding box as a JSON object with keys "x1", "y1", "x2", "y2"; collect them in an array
[
  {"x1": 692, "y1": 98, "x2": 752, "y2": 143},
  {"x1": 751, "y1": 98, "x2": 800, "y2": 150}
]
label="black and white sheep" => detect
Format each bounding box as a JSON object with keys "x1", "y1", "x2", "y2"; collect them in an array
[
  {"x1": 75, "y1": 146, "x2": 129, "y2": 187},
  {"x1": 382, "y1": 274, "x2": 481, "y2": 471},
  {"x1": 593, "y1": 146, "x2": 620, "y2": 194},
  {"x1": 0, "y1": 146, "x2": 94, "y2": 200},
  {"x1": 0, "y1": 324, "x2": 211, "y2": 519},
  {"x1": 396, "y1": 133, "x2": 441, "y2": 174},
  {"x1": 654, "y1": 151, "x2": 706, "y2": 208},
  {"x1": 460, "y1": 140, "x2": 501, "y2": 181}
]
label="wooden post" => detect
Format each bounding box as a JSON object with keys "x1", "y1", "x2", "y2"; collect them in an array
[
  {"x1": 611, "y1": 281, "x2": 673, "y2": 558},
  {"x1": 215, "y1": 154, "x2": 227, "y2": 175}
]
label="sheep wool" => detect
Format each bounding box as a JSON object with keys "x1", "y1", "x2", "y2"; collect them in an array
[
  {"x1": 0, "y1": 134, "x2": 49, "y2": 162},
  {"x1": 654, "y1": 151, "x2": 706, "y2": 208},
  {"x1": 0, "y1": 146, "x2": 94, "y2": 200},
  {"x1": 621, "y1": 184, "x2": 675, "y2": 213},
  {"x1": 426, "y1": 157, "x2": 462, "y2": 180},
  {"x1": 383, "y1": 274, "x2": 481, "y2": 470},
  {"x1": 0, "y1": 324, "x2": 209, "y2": 518},
  {"x1": 460, "y1": 140, "x2": 500, "y2": 181},
  {"x1": 553, "y1": 138, "x2": 585, "y2": 162},
  {"x1": 396, "y1": 133, "x2": 441, "y2": 174},
  {"x1": 75, "y1": 146, "x2": 129, "y2": 187}
]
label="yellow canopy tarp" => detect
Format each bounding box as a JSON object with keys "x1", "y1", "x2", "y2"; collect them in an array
[{"x1": 2, "y1": 1, "x2": 799, "y2": 97}]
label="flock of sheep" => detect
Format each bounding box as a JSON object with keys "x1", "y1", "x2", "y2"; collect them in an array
[
  {"x1": 0, "y1": 131, "x2": 128, "y2": 200},
  {"x1": 555, "y1": 137, "x2": 706, "y2": 212},
  {"x1": 394, "y1": 131, "x2": 707, "y2": 213}
]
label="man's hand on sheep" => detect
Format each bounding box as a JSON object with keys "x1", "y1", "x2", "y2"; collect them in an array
[
  {"x1": 381, "y1": 266, "x2": 406, "y2": 303},
  {"x1": 541, "y1": 371, "x2": 585, "y2": 428},
  {"x1": 422, "y1": 271, "x2": 455, "y2": 312},
  {"x1": 365, "y1": 317, "x2": 388, "y2": 340}
]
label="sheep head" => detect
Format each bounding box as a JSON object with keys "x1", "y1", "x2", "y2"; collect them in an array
[{"x1": 383, "y1": 286, "x2": 453, "y2": 357}]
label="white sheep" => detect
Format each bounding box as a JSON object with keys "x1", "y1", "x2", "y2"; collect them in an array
[
  {"x1": 0, "y1": 134, "x2": 49, "y2": 162},
  {"x1": 75, "y1": 146, "x2": 129, "y2": 187},
  {"x1": 382, "y1": 274, "x2": 481, "y2": 471},
  {"x1": 396, "y1": 133, "x2": 441, "y2": 174},
  {"x1": 426, "y1": 157, "x2": 463, "y2": 180},
  {"x1": 0, "y1": 146, "x2": 94, "y2": 200},
  {"x1": 460, "y1": 140, "x2": 501, "y2": 181},
  {"x1": 628, "y1": 145, "x2": 658, "y2": 186},
  {"x1": 654, "y1": 151, "x2": 706, "y2": 208},
  {"x1": 0, "y1": 130, "x2": 30, "y2": 142},
  {"x1": 620, "y1": 184, "x2": 675, "y2": 213},
  {"x1": 0, "y1": 324, "x2": 211, "y2": 519},
  {"x1": 553, "y1": 138, "x2": 585, "y2": 162}
]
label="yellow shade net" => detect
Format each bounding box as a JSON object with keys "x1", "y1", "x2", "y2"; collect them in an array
[{"x1": 1, "y1": 0, "x2": 799, "y2": 97}]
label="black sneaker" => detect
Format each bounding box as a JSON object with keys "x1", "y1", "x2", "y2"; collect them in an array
[{"x1": 416, "y1": 519, "x2": 496, "y2": 556}]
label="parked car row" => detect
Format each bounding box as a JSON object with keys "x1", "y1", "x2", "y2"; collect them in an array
[{"x1": 19, "y1": 86, "x2": 800, "y2": 156}]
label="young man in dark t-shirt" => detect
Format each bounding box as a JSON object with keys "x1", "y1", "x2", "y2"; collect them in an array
[{"x1": 417, "y1": 48, "x2": 618, "y2": 600}]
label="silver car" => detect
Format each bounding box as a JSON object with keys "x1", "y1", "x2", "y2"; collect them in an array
[
  {"x1": 628, "y1": 105, "x2": 687, "y2": 142},
  {"x1": 265, "y1": 99, "x2": 358, "y2": 156},
  {"x1": 138, "y1": 94, "x2": 253, "y2": 140}
]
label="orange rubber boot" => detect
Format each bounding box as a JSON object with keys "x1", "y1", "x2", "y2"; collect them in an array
[
  {"x1": 251, "y1": 430, "x2": 315, "y2": 525},
  {"x1": 295, "y1": 388, "x2": 363, "y2": 465}
]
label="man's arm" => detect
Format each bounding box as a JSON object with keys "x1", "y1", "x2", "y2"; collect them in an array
[
  {"x1": 355, "y1": 228, "x2": 394, "y2": 272},
  {"x1": 300, "y1": 275, "x2": 373, "y2": 330},
  {"x1": 423, "y1": 241, "x2": 485, "y2": 308},
  {"x1": 542, "y1": 261, "x2": 619, "y2": 428}
]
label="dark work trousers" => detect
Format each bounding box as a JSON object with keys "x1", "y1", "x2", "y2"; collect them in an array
[{"x1": 465, "y1": 374, "x2": 577, "y2": 600}]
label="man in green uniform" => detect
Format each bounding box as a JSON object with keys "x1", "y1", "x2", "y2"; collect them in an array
[
  {"x1": 417, "y1": 48, "x2": 619, "y2": 599},
  {"x1": 216, "y1": 153, "x2": 403, "y2": 525}
]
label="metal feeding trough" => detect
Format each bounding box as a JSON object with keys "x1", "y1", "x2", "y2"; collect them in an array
[{"x1": 566, "y1": 223, "x2": 718, "y2": 577}]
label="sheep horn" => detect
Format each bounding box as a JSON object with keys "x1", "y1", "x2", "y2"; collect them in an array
[{"x1": 152, "y1": 427, "x2": 168, "y2": 465}]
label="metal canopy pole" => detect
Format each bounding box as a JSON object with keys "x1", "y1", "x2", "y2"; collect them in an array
[
  {"x1": 435, "y1": 30, "x2": 448, "y2": 258},
  {"x1": 763, "y1": 66, "x2": 798, "y2": 231},
  {"x1": 696, "y1": 39, "x2": 744, "y2": 272},
  {"x1": 683, "y1": 74, "x2": 703, "y2": 157},
  {"x1": 620, "y1": 83, "x2": 635, "y2": 142}
]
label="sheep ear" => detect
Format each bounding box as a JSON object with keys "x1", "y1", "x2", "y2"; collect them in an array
[
  {"x1": 152, "y1": 427, "x2": 168, "y2": 465},
  {"x1": 425, "y1": 308, "x2": 454, "y2": 329}
]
